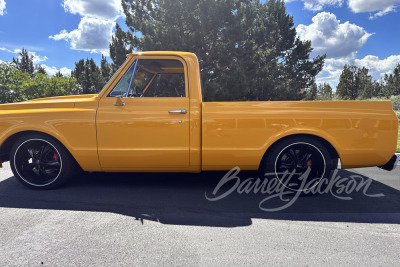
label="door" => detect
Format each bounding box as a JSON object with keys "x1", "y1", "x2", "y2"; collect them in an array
[{"x1": 96, "y1": 57, "x2": 190, "y2": 169}]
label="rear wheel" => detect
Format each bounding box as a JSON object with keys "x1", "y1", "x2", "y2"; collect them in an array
[
  {"x1": 260, "y1": 137, "x2": 332, "y2": 192},
  {"x1": 10, "y1": 133, "x2": 73, "y2": 189}
]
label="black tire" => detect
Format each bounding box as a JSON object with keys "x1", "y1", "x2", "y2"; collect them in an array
[
  {"x1": 260, "y1": 136, "x2": 332, "y2": 192},
  {"x1": 10, "y1": 133, "x2": 73, "y2": 189}
]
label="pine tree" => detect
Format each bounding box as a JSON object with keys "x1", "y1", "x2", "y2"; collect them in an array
[
  {"x1": 355, "y1": 67, "x2": 372, "y2": 99},
  {"x1": 109, "y1": 24, "x2": 132, "y2": 71},
  {"x1": 55, "y1": 71, "x2": 63, "y2": 77},
  {"x1": 359, "y1": 82, "x2": 373, "y2": 99},
  {"x1": 337, "y1": 65, "x2": 372, "y2": 100},
  {"x1": 72, "y1": 59, "x2": 86, "y2": 94},
  {"x1": 82, "y1": 59, "x2": 93, "y2": 94},
  {"x1": 383, "y1": 64, "x2": 400, "y2": 97},
  {"x1": 87, "y1": 58, "x2": 103, "y2": 93},
  {"x1": 305, "y1": 82, "x2": 317, "y2": 100},
  {"x1": 72, "y1": 58, "x2": 103, "y2": 94},
  {"x1": 36, "y1": 65, "x2": 47, "y2": 75},
  {"x1": 12, "y1": 48, "x2": 35, "y2": 75},
  {"x1": 119, "y1": 0, "x2": 325, "y2": 101},
  {"x1": 317, "y1": 83, "x2": 333, "y2": 100},
  {"x1": 100, "y1": 55, "x2": 112, "y2": 83},
  {"x1": 337, "y1": 65, "x2": 353, "y2": 100},
  {"x1": 371, "y1": 80, "x2": 384, "y2": 98}
]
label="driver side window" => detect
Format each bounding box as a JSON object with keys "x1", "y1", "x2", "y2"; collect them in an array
[
  {"x1": 127, "y1": 66, "x2": 154, "y2": 97},
  {"x1": 109, "y1": 59, "x2": 186, "y2": 98}
]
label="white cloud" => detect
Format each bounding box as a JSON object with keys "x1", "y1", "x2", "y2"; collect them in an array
[
  {"x1": 0, "y1": 0, "x2": 6, "y2": 16},
  {"x1": 299, "y1": 11, "x2": 400, "y2": 86},
  {"x1": 0, "y1": 47, "x2": 13, "y2": 53},
  {"x1": 286, "y1": 0, "x2": 400, "y2": 18},
  {"x1": 285, "y1": 0, "x2": 344, "y2": 11},
  {"x1": 349, "y1": 0, "x2": 400, "y2": 18},
  {"x1": 40, "y1": 65, "x2": 72, "y2": 76},
  {"x1": 63, "y1": 0, "x2": 122, "y2": 21},
  {"x1": 316, "y1": 54, "x2": 400, "y2": 86},
  {"x1": 316, "y1": 56, "x2": 353, "y2": 85},
  {"x1": 368, "y1": 6, "x2": 397, "y2": 19},
  {"x1": 50, "y1": 0, "x2": 123, "y2": 55},
  {"x1": 348, "y1": 0, "x2": 400, "y2": 12},
  {"x1": 316, "y1": 57, "x2": 350, "y2": 86},
  {"x1": 49, "y1": 17, "x2": 114, "y2": 55},
  {"x1": 297, "y1": 12, "x2": 372, "y2": 58},
  {"x1": 27, "y1": 51, "x2": 48, "y2": 64},
  {"x1": 354, "y1": 55, "x2": 400, "y2": 79}
]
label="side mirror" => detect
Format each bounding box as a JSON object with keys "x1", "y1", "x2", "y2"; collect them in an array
[{"x1": 113, "y1": 96, "x2": 125, "y2": 106}]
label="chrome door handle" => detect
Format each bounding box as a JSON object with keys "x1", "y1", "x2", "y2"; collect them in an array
[{"x1": 169, "y1": 110, "x2": 187, "y2": 114}]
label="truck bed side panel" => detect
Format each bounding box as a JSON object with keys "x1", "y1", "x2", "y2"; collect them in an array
[{"x1": 202, "y1": 101, "x2": 398, "y2": 170}]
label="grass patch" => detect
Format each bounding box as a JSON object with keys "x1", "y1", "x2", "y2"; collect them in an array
[{"x1": 398, "y1": 127, "x2": 400, "y2": 153}]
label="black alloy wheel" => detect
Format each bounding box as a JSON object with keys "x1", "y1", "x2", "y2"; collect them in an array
[
  {"x1": 261, "y1": 137, "x2": 332, "y2": 192},
  {"x1": 10, "y1": 133, "x2": 73, "y2": 189}
]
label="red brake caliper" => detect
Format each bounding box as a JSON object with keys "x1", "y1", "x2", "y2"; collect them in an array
[
  {"x1": 306, "y1": 159, "x2": 312, "y2": 168},
  {"x1": 53, "y1": 151, "x2": 59, "y2": 161}
]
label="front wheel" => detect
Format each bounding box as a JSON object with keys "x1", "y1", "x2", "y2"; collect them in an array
[
  {"x1": 10, "y1": 133, "x2": 73, "y2": 189},
  {"x1": 260, "y1": 137, "x2": 332, "y2": 192}
]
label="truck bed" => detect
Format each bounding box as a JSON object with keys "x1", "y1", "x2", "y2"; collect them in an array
[{"x1": 201, "y1": 100, "x2": 398, "y2": 170}]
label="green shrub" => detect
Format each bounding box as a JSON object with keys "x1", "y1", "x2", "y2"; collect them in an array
[
  {"x1": 397, "y1": 127, "x2": 400, "y2": 153},
  {"x1": 390, "y1": 95, "x2": 400, "y2": 111},
  {"x1": 0, "y1": 63, "x2": 78, "y2": 103}
]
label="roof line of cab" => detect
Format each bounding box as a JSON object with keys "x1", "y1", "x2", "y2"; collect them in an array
[{"x1": 127, "y1": 51, "x2": 196, "y2": 57}]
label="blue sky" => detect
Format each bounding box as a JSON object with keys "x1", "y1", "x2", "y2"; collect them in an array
[{"x1": 0, "y1": 0, "x2": 400, "y2": 86}]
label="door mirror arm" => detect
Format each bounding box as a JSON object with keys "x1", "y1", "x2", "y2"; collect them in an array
[{"x1": 113, "y1": 96, "x2": 126, "y2": 106}]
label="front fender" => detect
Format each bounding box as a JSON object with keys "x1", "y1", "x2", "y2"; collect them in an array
[{"x1": 0, "y1": 108, "x2": 100, "y2": 171}]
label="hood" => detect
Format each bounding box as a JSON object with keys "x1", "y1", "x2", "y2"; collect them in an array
[{"x1": 0, "y1": 94, "x2": 97, "y2": 110}]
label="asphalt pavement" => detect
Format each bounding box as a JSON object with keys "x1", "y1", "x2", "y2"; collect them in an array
[{"x1": 0, "y1": 161, "x2": 399, "y2": 266}]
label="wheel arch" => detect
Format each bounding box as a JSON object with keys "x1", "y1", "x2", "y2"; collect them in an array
[
  {"x1": 259, "y1": 133, "x2": 340, "y2": 170},
  {"x1": 0, "y1": 130, "x2": 81, "y2": 169}
]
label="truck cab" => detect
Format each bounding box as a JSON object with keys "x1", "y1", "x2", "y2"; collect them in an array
[{"x1": 96, "y1": 52, "x2": 203, "y2": 172}]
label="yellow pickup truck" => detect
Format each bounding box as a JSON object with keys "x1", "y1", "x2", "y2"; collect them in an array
[{"x1": 0, "y1": 51, "x2": 398, "y2": 190}]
